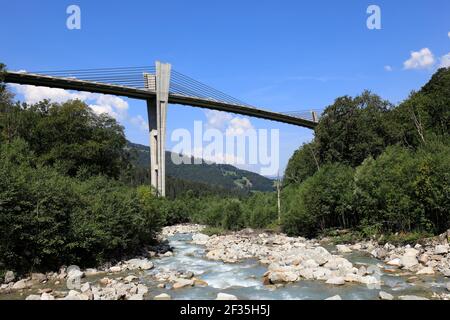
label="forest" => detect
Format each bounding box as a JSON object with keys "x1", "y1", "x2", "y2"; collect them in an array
[{"x1": 0, "y1": 63, "x2": 449, "y2": 276}]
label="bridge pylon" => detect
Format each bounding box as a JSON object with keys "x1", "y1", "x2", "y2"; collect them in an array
[{"x1": 144, "y1": 61, "x2": 171, "y2": 197}]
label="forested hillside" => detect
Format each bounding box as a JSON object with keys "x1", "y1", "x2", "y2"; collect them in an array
[{"x1": 127, "y1": 142, "x2": 275, "y2": 192}]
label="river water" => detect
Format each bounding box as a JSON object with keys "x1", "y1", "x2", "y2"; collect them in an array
[{"x1": 143, "y1": 233, "x2": 448, "y2": 300}]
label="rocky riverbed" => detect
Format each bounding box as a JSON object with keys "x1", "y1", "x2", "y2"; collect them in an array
[{"x1": 1, "y1": 224, "x2": 449, "y2": 300}]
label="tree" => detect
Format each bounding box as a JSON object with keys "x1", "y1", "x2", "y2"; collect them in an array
[{"x1": 283, "y1": 141, "x2": 319, "y2": 186}]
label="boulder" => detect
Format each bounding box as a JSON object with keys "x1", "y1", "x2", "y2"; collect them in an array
[
  {"x1": 336, "y1": 245, "x2": 352, "y2": 254},
  {"x1": 324, "y1": 257, "x2": 353, "y2": 271},
  {"x1": 128, "y1": 294, "x2": 144, "y2": 300},
  {"x1": 387, "y1": 258, "x2": 402, "y2": 267},
  {"x1": 400, "y1": 248, "x2": 419, "y2": 268},
  {"x1": 191, "y1": 233, "x2": 210, "y2": 245},
  {"x1": 4, "y1": 271, "x2": 15, "y2": 284},
  {"x1": 125, "y1": 259, "x2": 154, "y2": 270},
  {"x1": 66, "y1": 270, "x2": 84, "y2": 290},
  {"x1": 326, "y1": 277, "x2": 345, "y2": 285},
  {"x1": 416, "y1": 267, "x2": 434, "y2": 275},
  {"x1": 379, "y1": 291, "x2": 394, "y2": 300},
  {"x1": 173, "y1": 279, "x2": 194, "y2": 289},
  {"x1": 216, "y1": 293, "x2": 238, "y2": 300},
  {"x1": 40, "y1": 292, "x2": 55, "y2": 300},
  {"x1": 446, "y1": 282, "x2": 450, "y2": 292},
  {"x1": 80, "y1": 282, "x2": 91, "y2": 293},
  {"x1": 268, "y1": 271, "x2": 298, "y2": 284},
  {"x1": 12, "y1": 279, "x2": 31, "y2": 290},
  {"x1": 418, "y1": 254, "x2": 429, "y2": 264},
  {"x1": 434, "y1": 245, "x2": 449, "y2": 255},
  {"x1": 124, "y1": 275, "x2": 138, "y2": 283},
  {"x1": 109, "y1": 266, "x2": 122, "y2": 273},
  {"x1": 25, "y1": 294, "x2": 41, "y2": 300},
  {"x1": 137, "y1": 284, "x2": 148, "y2": 295},
  {"x1": 154, "y1": 293, "x2": 171, "y2": 300},
  {"x1": 66, "y1": 265, "x2": 81, "y2": 275}
]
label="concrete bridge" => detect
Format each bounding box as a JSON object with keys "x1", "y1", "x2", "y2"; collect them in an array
[{"x1": 3, "y1": 61, "x2": 320, "y2": 196}]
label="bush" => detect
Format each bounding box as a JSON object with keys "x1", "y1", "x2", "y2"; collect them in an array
[
  {"x1": 282, "y1": 163, "x2": 355, "y2": 237},
  {"x1": 0, "y1": 139, "x2": 162, "y2": 273}
]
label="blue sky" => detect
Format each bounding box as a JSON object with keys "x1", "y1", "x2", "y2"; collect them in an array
[{"x1": 1, "y1": 0, "x2": 449, "y2": 175}]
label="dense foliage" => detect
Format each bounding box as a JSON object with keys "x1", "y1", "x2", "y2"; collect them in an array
[{"x1": 282, "y1": 67, "x2": 450, "y2": 237}]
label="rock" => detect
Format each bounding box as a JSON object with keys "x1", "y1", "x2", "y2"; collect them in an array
[
  {"x1": 446, "y1": 283, "x2": 450, "y2": 292},
  {"x1": 371, "y1": 248, "x2": 387, "y2": 260},
  {"x1": 12, "y1": 279, "x2": 31, "y2": 290},
  {"x1": 418, "y1": 254, "x2": 429, "y2": 264},
  {"x1": 137, "y1": 284, "x2": 148, "y2": 295},
  {"x1": 109, "y1": 266, "x2": 122, "y2": 273},
  {"x1": 324, "y1": 257, "x2": 353, "y2": 271},
  {"x1": 416, "y1": 267, "x2": 435, "y2": 275},
  {"x1": 80, "y1": 282, "x2": 91, "y2": 293},
  {"x1": 399, "y1": 295, "x2": 429, "y2": 300},
  {"x1": 298, "y1": 268, "x2": 315, "y2": 280},
  {"x1": 400, "y1": 249, "x2": 419, "y2": 268},
  {"x1": 128, "y1": 294, "x2": 144, "y2": 300},
  {"x1": 302, "y1": 259, "x2": 319, "y2": 268},
  {"x1": 39, "y1": 288, "x2": 53, "y2": 294},
  {"x1": 336, "y1": 245, "x2": 352, "y2": 253},
  {"x1": 31, "y1": 273, "x2": 47, "y2": 283},
  {"x1": 325, "y1": 295, "x2": 342, "y2": 300},
  {"x1": 326, "y1": 277, "x2": 345, "y2": 285},
  {"x1": 268, "y1": 271, "x2": 298, "y2": 284},
  {"x1": 84, "y1": 268, "x2": 100, "y2": 276},
  {"x1": 154, "y1": 293, "x2": 171, "y2": 300},
  {"x1": 125, "y1": 259, "x2": 154, "y2": 270},
  {"x1": 173, "y1": 279, "x2": 194, "y2": 289},
  {"x1": 360, "y1": 275, "x2": 380, "y2": 285},
  {"x1": 216, "y1": 293, "x2": 238, "y2": 300},
  {"x1": 344, "y1": 274, "x2": 362, "y2": 283},
  {"x1": 64, "y1": 290, "x2": 83, "y2": 300},
  {"x1": 4, "y1": 271, "x2": 15, "y2": 284},
  {"x1": 379, "y1": 291, "x2": 394, "y2": 300},
  {"x1": 124, "y1": 275, "x2": 138, "y2": 283},
  {"x1": 162, "y1": 251, "x2": 173, "y2": 257},
  {"x1": 192, "y1": 233, "x2": 210, "y2": 245},
  {"x1": 387, "y1": 258, "x2": 402, "y2": 267},
  {"x1": 434, "y1": 245, "x2": 449, "y2": 255},
  {"x1": 194, "y1": 279, "x2": 208, "y2": 287},
  {"x1": 25, "y1": 294, "x2": 41, "y2": 300},
  {"x1": 40, "y1": 292, "x2": 55, "y2": 300}
]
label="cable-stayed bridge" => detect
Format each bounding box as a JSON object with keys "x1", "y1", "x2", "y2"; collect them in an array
[{"x1": 3, "y1": 61, "x2": 321, "y2": 196}]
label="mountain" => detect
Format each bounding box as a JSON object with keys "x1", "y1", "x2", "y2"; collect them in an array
[{"x1": 126, "y1": 142, "x2": 275, "y2": 192}]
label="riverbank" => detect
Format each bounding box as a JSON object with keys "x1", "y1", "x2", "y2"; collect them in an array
[{"x1": 1, "y1": 224, "x2": 449, "y2": 300}]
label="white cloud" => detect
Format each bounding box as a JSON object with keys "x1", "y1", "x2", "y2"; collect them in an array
[
  {"x1": 204, "y1": 110, "x2": 232, "y2": 130},
  {"x1": 448, "y1": 31, "x2": 450, "y2": 39},
  {"x1": 384, "y1": 65, "x2": 392, "y2": 72},
  {"x1": 9, "y1": 84, "x2": 149, "y2": 132},
  {"x1": 225, "y1": 117, "x2": 254, "y2": 136},
  {"x1": 439, "y1": 53, "x2": 450, "y2": 68},
  {"x1": 403, "y1": 48, "x2": 435, "y2": 70}
]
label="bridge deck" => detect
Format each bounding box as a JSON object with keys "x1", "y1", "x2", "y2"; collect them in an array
[{"x1": 3, "y1": 71, "x2": 318, "y2": 129}]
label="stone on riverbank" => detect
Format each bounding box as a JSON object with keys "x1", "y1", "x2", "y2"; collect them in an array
[
  {"x1": 25, "y1": 294, "x2": 41, "y2": 300},
  {"x1": 216, "y1": 293, "x2": 238, "y2": 300},
  {"x1": 173, "y1": 279, "x2": 194, "y2": 289},
  {"x1": 154, "y1": 293, "x2": 171, "y2": 300},
  {"x1": 325, "y1": 295, "x2": 342, "y2": 300},
  {"x1": 336, "y1": 245, "x2": 352, "y2": 253},
  {"x1": 399, "y1": 295, "x2": 429, "y2": 300},
  {"x1": 417, "y1": 267, "x2": 434, "y2": 275},
  {"x1": 326, "y1": 277, "x2": 345, "y2": 285},
  {"x1": 12, "y1": 279, "x2": 31, "y2": 290},
  {"x1": 379, "y1": 291, "x2": 394, "y2": 300},
  {"x1": 125, "y1": 258, "x2": 154, "y2": 270}
]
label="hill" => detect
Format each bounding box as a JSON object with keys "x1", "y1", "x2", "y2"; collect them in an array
[{"x1": 126, "y1": 142, "x2": 275, "y2": 192}]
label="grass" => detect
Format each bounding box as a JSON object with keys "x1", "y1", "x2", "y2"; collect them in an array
[{"x1": 201, "y1": 226, "x2": 227, "y2": 236}]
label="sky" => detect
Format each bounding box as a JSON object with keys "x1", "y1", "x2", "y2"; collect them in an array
[{"x1": 1, "y1": 0, "x2": 449, "y2": 176}]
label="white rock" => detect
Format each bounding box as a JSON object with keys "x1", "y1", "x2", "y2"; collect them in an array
[
  {"x1": 302, "y1": 259, "x2": 319, "y2": 268},
  {"x1": 387, "y1": 258, "x2": 402, "y2": 267},
  {"x1": 125, "y1": 259, "x2": 154, "y2": 270},
  {"x1": 192, "y1": 233, "x2": 210, "y2": 245},
  {"x1": 124, "y1": 275, "x2": 138, "y2": 282},
  {"x1": 154, "y1": 293, "x2": 171, "y2": 300},
  {"x1": 400, "y1": 255, "x2": 419, "y2": 268},
  {"x1": 173, "y1": 278, "x2": 194, "y2": 289},
  {"x1": 434, "y1": 245, "x2": 449, "y2": 255},
  {"x1": 66, "y1": 270, "x2": 84, "y2": 290},
  {"x1": 128, "y1": 294, "x2": 144, "y2": 300},
  {"x1": 109, "y1": 266, "x2": 122, "y2": 273},
  {"x1": 12, "y1": 279, "x2": 31, "y2": 290},
  {"x1": 446, "y1": 283, "x2": 450, "y2": 292},
  {"x1": 336, "y1": 245, "x2": 352, "y2": 253},
  {"x1": 25, "y1": 294, "x2": 41, "y2": 300},
  {"x1": 216, "y1": 293, "x2": 238, "y2": 300},
  {"x1": 326, "y1": 277, "x2": 345, "y2": 285},
  {"x1": 379, "y1": 291, "x2": 394, "y2": 300},
  {"x1": 416, "y1": 267, "x2": 435, "y2": 275},
  {"x1": 137, "y1": 284, "x2": 148, "y2": 295},
  {"x1": 40, "y1": 292, "x2": 55, "y2": 300},
  {"x1": 325, "y1": 295, "x2": 342, "y2": 300},
  {"x1": 80, "y1": 282, "x2": 91, "y2": 293}
]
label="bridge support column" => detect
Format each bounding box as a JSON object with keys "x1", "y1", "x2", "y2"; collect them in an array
[{"x1": 146, "y1": 61, "x2": 171, "y2": 197}]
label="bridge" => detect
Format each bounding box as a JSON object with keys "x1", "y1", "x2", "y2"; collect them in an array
[{"x1": 3, "y1": 61, "x2": 321, "y2": 197}]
